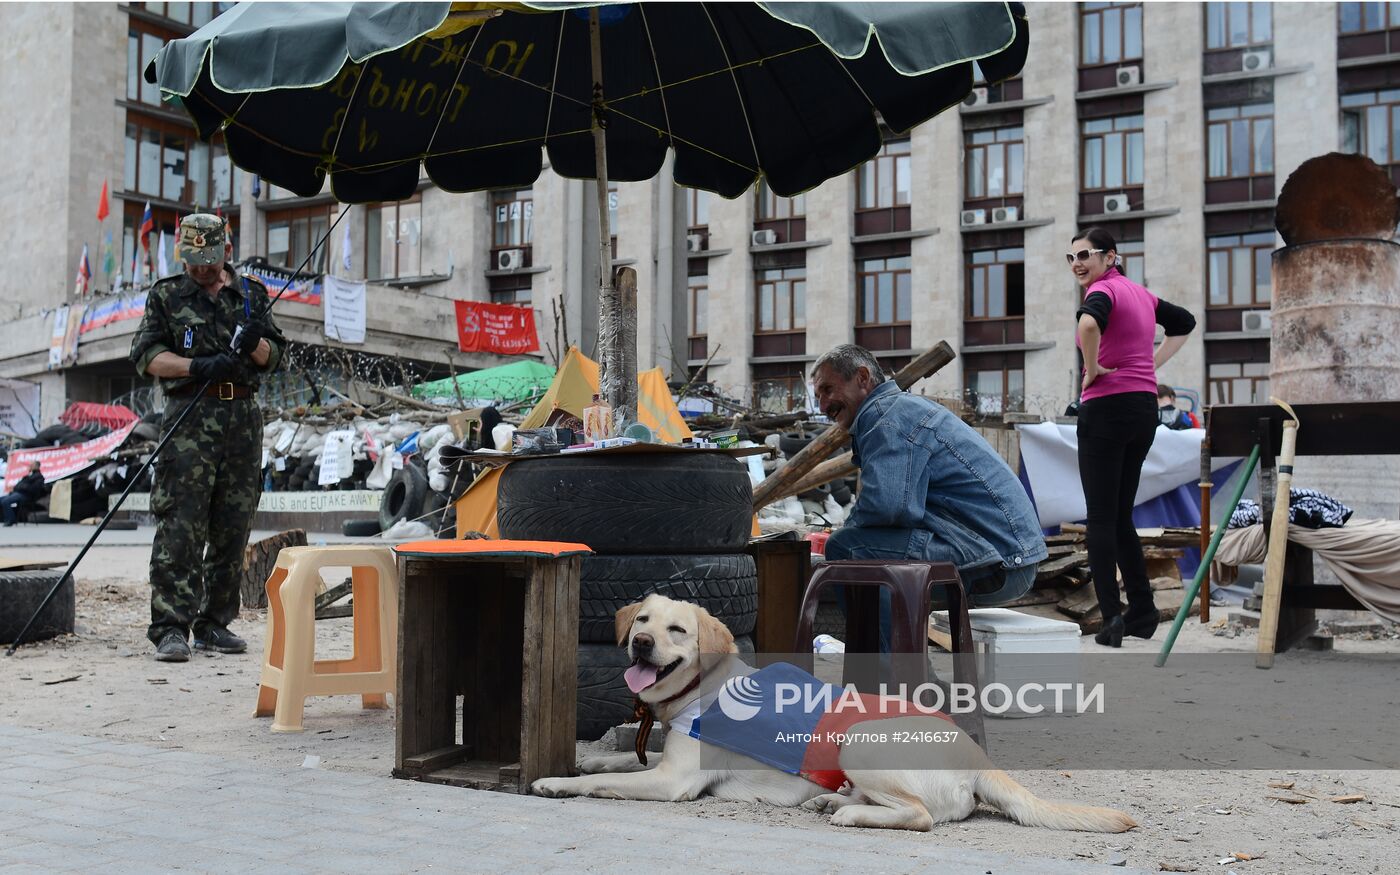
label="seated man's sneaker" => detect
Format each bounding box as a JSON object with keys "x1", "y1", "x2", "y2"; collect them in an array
[
  {"x1": 154, "y1": 630, "x2": 191, "y2": 662},
  {"x1": 193, "y1": 625, "x2": 247, "y2": 654}
]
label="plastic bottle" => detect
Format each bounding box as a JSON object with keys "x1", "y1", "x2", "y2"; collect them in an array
[
  {"x1": 813, "y1": 634, "x2": 846, "y2": 654},
  {"x1": 583, "y1": 393, "x2": 613, "y2": 443}
]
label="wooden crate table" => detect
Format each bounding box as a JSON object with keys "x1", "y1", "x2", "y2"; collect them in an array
[{"x1": 390, "y1": 540, "x2": 590, "y2": 793}]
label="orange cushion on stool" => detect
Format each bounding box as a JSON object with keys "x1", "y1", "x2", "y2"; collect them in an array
[{"x1": 393, "y1": 539, "x2": 592, "y2": 559}]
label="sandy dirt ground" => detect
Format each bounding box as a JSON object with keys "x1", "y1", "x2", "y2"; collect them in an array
[{"x1": 2, "y1": 538, "x2": 1398, "y2": 874}]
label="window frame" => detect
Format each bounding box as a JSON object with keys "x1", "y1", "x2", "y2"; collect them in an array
[
  {"x1": 855, "y1": 256, "x2": 913, "y2": 327},
  {"x1": 365, "y1": 194, "x2": 424, "y2": 281},
  {"x1": 1080, "y1": 113, "x2": 1146, "y2": 192},
  {"x1": 964, "y1": 247, "x2": 1026, "y2": 321},
  {"x1": 1079, "y1": 2, "x2": 1144, "y2": 68},
  {"x1": 964, "y1": 124, "x2": 1026, "y2": 200},
  {"x1": 754, "y1": 266, "x2": 807, "y2": 334},
  {"x1": 1204, "y1": 2, "x2": 1273, "y2": 50},
  {"x1": 755, "y1": 180, "x2": 806, "y2": 220},
  {"x1": 962, "y1": 356, "x2": 1026, "y2": 416},
  {"x1": 856, "y1": 138, "x2": 912, "y2": 211},
  {"x1": 1206, "y1": 104, "x2": 1275, "y2": 180},
  {"x1": 265, "y1": 204, "x2": 334, "y2": 275},
  {"x1": 490, "y1": 188, "x2": 534, "y2": 252},
  {"x1": 1339, "y1": 2, "x2": 1397, "y2": 34},
  {"x1": 688, "y1": 272, "x2": 708, "y2": 339},
  {"x1": 124, "y1": 113, "x2": 210, "y2": 204},
  {"x1": 1206, "y1": 232, "x2": 1274, "y2": 308},
  {"x1": 686, "y1": 188, "x2": 711, "y2": 231},
  {"x1": 1341, "y1": 89, "x2": 1400, "y2": 166}
]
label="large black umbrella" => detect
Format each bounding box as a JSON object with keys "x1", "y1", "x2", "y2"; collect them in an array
[{"x1": 148, "y1": 1, "x2": 1028, "y2": 420}]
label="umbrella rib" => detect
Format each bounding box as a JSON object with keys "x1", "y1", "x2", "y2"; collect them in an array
[
  {"x1": 326, "y1": 64, "x2": 366, "y2": 173},
  {"x1": 542, "y1": 15, "x2": 567, "y2": 152},
  {"x1": 700, "y1": 4, "x2": 762, "y2": 174},
  {"x1": 423, "y1": 15, "x2": 489, "y2": 161},
  {"x1": 635, "y1": 6, "x2": 674, "y2": 147}
]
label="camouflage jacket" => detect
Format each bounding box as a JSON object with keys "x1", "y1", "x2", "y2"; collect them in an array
[{"x1": 129, "y1": 270, "x2": 286, "y2": 394}]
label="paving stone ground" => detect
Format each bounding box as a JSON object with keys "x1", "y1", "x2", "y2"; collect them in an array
[{"x1": 0, "y1": 724, "x2": 1149, "y2": 874}]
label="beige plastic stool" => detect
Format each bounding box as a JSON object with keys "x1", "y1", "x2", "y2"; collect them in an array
[{"x1": 253, "y1": 546, "x2": 398, "y2": 732}]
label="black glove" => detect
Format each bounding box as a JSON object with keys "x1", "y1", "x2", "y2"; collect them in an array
[
  {"x1": 232, "y1": 321, "x2": 265, "y2": 357},
  {"x1": 189, "y1": 353, "x2": 239, "y2": 382}
]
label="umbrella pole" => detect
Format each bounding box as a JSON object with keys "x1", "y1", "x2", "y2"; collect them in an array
[{"x1": 589, "y1": 8, "x2": 637, "y2": 430}]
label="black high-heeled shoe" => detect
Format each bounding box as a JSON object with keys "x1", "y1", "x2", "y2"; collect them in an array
[
  {"x1": 1123, "y1": 605, "x2": 1159, "y2": 640},
  {"x1": 1094, "y1": 615, "x2": 1124, "y2": 648}
]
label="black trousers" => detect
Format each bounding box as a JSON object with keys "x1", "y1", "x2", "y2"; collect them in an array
[{"x1": 1077, "y1": 392, "x2": 1159, "y2": 624}]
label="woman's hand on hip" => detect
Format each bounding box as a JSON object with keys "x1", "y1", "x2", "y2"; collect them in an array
[{"x1": 1082, "y1": 363, "x2": 1116, "y2": 392}]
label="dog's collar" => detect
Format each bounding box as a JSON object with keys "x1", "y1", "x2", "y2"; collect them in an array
[{"x1": 632, "y1": 672, "x2": 704, "y2": 766}]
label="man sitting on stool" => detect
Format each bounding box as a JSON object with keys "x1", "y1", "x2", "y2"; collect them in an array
[
  {"x1": 1, "y1": 461, "x2": 47, "y2": 526},
  {"x1": 809, "y1": 344, "x2": 1047, "y2": 652}
]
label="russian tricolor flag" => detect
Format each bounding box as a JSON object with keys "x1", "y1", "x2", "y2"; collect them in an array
[{"x1": 139, "y1": 202, "x2": 155, "y2": 253}]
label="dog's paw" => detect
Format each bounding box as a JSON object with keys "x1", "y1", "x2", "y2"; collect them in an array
[
  {"x1": 829, "y1": 806, "x2": 866, "y2": 828},
  {"x1": 578, "y1": 755, "x2": 619, "y2": 774},
  {"x1": 530, "y1": 777, "x2": 578, "y2": 798},
  {"x1": 803, "y1": 792, "x2": 850, "y2": 814}
]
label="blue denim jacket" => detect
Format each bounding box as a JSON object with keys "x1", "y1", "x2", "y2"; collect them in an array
[{"x1": 847, "y1": 381, "x2": 1047, "y2": 571}]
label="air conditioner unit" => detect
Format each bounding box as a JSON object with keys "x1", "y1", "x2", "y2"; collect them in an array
[
  {"x1": 1102, "y1": 193, "x2": 1132, "y2": 214},
  {"x1": 1115, "y1": 65, "x2": 1141, "y2": 87},
  {"x1": 1242, "y1": 309, "x2": 1272, "y2": 333},
  {"x1": 992, "y1": 206, "x2": 1019, "y2": 223},
  {"x1": 751, "y1": 229, "x2": 779, "y2": 247},
  {"x1": 960, "y1": 209, "x2": 987, "y2": 227},
  {"x1": 685, "y1": 233, "x2": 705, "y2": 253},
  {"x1": 1241, "y1": 49, "x2": 1272, "y2": 72},
  {"x1": 963, "y1": 87, "x2": 989, "y2": 108},
  {"x1": 496, "y1": 248, "x2": 524, "y2": 271}
]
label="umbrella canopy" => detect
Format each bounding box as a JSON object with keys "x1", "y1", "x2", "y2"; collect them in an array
[
  {"x1": 412, "y1": 358, "x2": 555, "y2": 403},
  {"x1": 147, "y1": 1, "x2": 1029, "y2": 201}
]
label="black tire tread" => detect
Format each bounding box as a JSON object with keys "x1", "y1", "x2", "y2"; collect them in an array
[
  {"x1": 0, "y1": 570, "x2": 75, "y2": 645},
  {"x1": 577, "y1": 554, "x2": 757, "y2": 643}
]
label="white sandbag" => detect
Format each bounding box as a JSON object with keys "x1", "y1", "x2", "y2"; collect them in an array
[
  {"x1": 821, "y1": 494, "x2": 847, "y2": 527},
  {"x1": 492, "y1": 423, "x2": 516, "y2": 452},
  {"x1": 379, "y1": 519, "x2": 434, "y2": 540}
]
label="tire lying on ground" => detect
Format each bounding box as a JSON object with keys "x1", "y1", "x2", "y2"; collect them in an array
[
  {"x1": 341, "y1": 518, "x2": 381, "y2": 537},
  {"x1": 577, "y1": 553, "x2": 758, "y2": 643},
  {"x1": 378, "y1": 464, "x2": 428, "y2": 532},
  {"x1": 497, "y1": 453, "x2": 752, "y2": 554},
  {"x1": 0, "y1": 570, "x2": 75, "y2": 645},
  {"x1": 576, "y1": 635, "x2": 755, "y2": 741}
]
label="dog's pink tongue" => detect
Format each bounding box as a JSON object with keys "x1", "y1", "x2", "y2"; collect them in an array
[{"x1": 624, "y1": 662, "x2": 658, "y2": 693}]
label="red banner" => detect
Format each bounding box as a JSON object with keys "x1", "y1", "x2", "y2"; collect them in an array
[
  {"x1": 454, "y1": 300, "x2": 539, "y2": 355},
  {"x1": 3, "y1": 422, "x2": 138, "y2": 492}
]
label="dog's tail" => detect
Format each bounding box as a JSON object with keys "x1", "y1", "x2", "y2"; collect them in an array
[{"x1": 974, "y1": 770, "x2": 1137, "y2": 833}]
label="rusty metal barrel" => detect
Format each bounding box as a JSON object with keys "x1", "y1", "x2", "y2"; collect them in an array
[{"x1": 1270, "y1": 153, "x2": 1400, "y2": 403}]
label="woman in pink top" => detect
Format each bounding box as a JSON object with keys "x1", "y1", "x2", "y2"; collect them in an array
[{"x1": 1071, "y1": 227, "x2": 1196, "y2": 647}]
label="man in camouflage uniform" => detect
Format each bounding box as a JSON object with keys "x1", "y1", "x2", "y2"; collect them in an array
[{"x1": 130, "y1": 214, "x2": 285, "y2": 662}]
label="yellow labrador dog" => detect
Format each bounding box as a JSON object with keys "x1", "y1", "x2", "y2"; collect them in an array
[{"x1": 531, "y1": 594, "x2": 1136, "y2": 833}]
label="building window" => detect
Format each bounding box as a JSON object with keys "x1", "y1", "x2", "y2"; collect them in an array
[
  {"x1": 266, "y1": 205, "x2": 332, "y2": 274},
  {"x1": 1205, "y1": 2, "x2": 1272, "y2": 49},
  {"x1": 489, "y1": 273, "x2": 531, "y2": 305},
  {"x1": 750, "y1": 363, "x2": 810, "y2": 413},
  {"x1": 129, "y1": 25, "x2": 166, "y2": 106},
  {"x1": 1207, "y1": 105, "x2": 1274, "y2": 179},
  {"x1": 1081, "y1": 114, "x2": 1144, "y2": 190},
  {"x1": 687, "y1": 271, "x2": 708, "y2": 361},
  {"x1": 965, "y1": 125, "x2": 1025, "y2": 199},
  {"x1": 966, "y1": 247, "x2": 1025, "y2": 320},
  {"x1": 963, "y1": 353, "x2": 1025, "y2": 415},
  {"x1": 491, "y1": 189, "x2": 533, "y2": 269},
  {"x1": 756, "y1": 180, "x2": 806, "y2": 220},
  {"x1": 755, "y1": 266, "x2": 806, "y2": 332},
  {"x1": 211, "y1": 142, "x2": 239, "y2": 206},
  {"x1": 1339, "y1": 2, "x2": 1395, "y2": 33},
  {"x1": 123, "y1": 117, "x2": 211, "y2": 205},
  {"x1": 1207, "y1": 232, "x2": 1273, "y2": 307},
  {"x1": 1341, "y1": 90, "x2": 1400, "y2": 166},
  {"x1": 856, "y1": 256, "x2": 912, "y2": 326},
  {"x1": 1117, "y1": 239, "x2": 1146, "y2": 287},
  {"x1": 686, "y1": 189, "x2": 710, "y2": 231},
  {"x1": 140, "y1": 2, "x2": 228, "y2": 27},
  {"x1": 857, "y1": 139, "x2": 911, "y2": 209},
  {"x1": 366, "y1": 197, "x2": 422, "y2": 280},
  {"x1": 1208, "y1": 361, "x2": 1270, "y2": 404},
  {"x1": 1080, "y1": 2, "x2": 1143, "y2": 66}
]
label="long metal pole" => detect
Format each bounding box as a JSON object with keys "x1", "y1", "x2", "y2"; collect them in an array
[
  {"x1": 5, "y1": 208, "x2": 348, "y2": 655},
  {"x1": 1156, "y1": 443, "x2": 1260, "y2": 667},
  {"x1": 1198, "y1": 407, "x2": 1212, "y2": 622}
]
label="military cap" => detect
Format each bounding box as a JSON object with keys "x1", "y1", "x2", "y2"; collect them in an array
[{"x1": 178, "y1": 213, "x2": 230, "y2": 266}]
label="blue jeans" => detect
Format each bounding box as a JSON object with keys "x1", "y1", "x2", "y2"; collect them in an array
[
  {"x1": 823, "y1": 525, "x2": 1037, "y2": 653},
  {"x1": 1, "y1": 492, "x2": 28, "y2": 525}
]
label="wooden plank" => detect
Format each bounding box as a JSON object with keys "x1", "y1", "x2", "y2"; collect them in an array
[
  {"x1": 750, "y1": 540, "x2": 809, "y2": 654},
  {"x1": 927, "y1": 619, "x2": 953, "y2": 652},
  {"x1": 1035, "y1": 552, "x2": 1089, "y2": 581},
  {"x1": 551, "y1": 555, "x2": 581, "y2": 775},
  {"x1": 518, "y1": 557, "x2": 547, "y2": 789},
  {"x1": 402, "y1": 744, "x2": 471, "y2": 773}
]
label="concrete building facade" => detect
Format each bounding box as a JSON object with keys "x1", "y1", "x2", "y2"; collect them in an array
[{"x1": 1, "y1": 2, "x2": 1392, "y2": 437}]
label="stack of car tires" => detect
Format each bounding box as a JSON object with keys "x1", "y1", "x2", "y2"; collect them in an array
[{"x1": 497, "y1": 452, "x2": 758, "y2": 740}]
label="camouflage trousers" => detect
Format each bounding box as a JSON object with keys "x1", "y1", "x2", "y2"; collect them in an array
[{"x1": 146, "y1": 396, "x2": 263, "y2": 645}]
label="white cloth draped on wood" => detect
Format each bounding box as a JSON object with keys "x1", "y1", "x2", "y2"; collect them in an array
[{"x1": 1212, "y1": 519, "x2": 1400, "y2": 623}]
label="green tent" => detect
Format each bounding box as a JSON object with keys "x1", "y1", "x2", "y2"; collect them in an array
[{"x1": 412, "y1": 360, "x2": 555, "y2": 404}]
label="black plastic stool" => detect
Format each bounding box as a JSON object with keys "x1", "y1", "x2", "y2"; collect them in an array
[{"x1": 793, "y1": 560, "x2": 985, "y2": 748}]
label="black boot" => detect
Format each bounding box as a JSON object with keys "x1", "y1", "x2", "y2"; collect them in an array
[
  {"x1": 1094, "y1": 615, "x2": 1124, "y2": 648},
  {"x1": 1123, "y1": 602, "x2": 1159, "y2": 639}
]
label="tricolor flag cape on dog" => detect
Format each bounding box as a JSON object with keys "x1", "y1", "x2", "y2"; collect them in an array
[{"x1": 670, "y1": 662, "x2": 954, "y2": 792}]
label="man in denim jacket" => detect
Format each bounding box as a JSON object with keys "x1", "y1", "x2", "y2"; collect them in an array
[{"x1": 811, "y1": 345, "x2": 1046, "y2": 650}]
